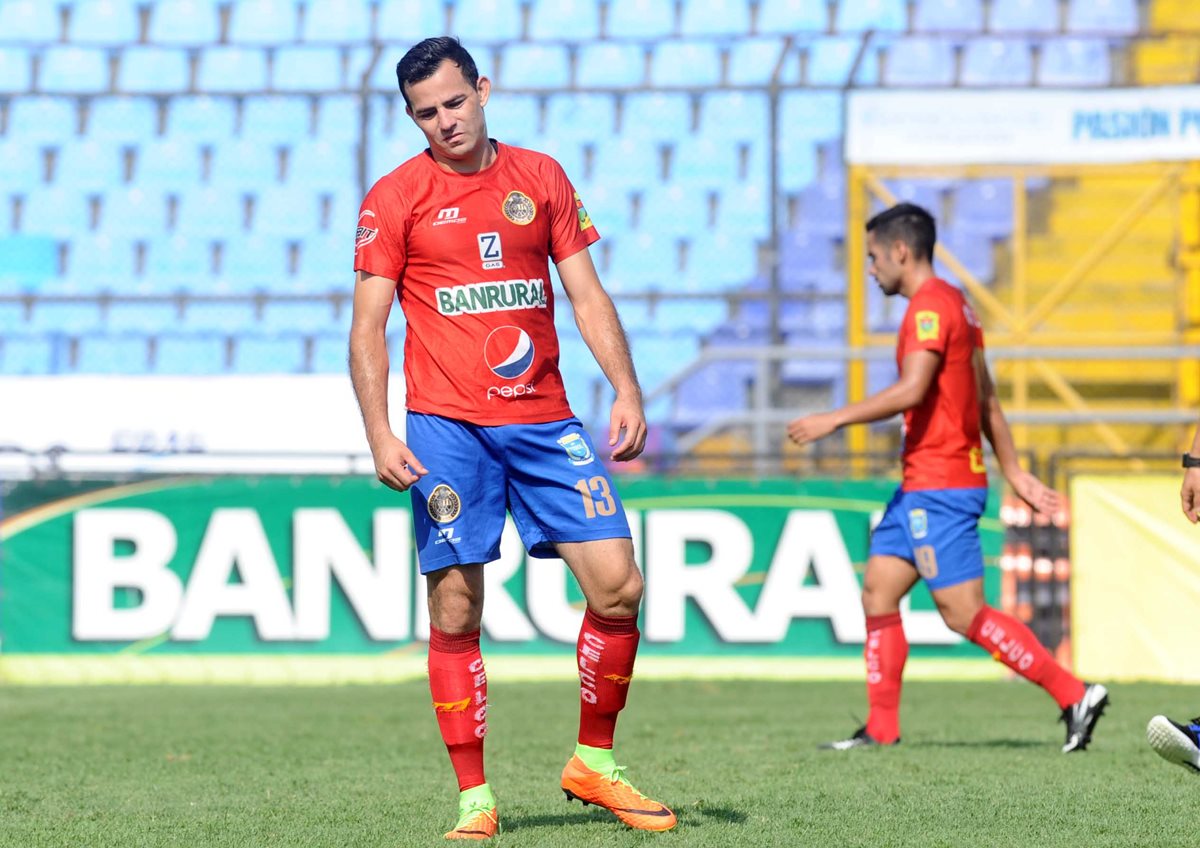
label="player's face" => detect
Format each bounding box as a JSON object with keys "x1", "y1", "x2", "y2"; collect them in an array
[
  {"x1": 405, "y1": 59, "x2": 491, "y2": 164},
  {"x1": 866, "y1": 230, "x2": 903, "y2": 296}
]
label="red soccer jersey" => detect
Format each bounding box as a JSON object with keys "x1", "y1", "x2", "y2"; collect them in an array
[
  {"x1": 896, "y1": 277, "x2": 988, "y2": 491},
  {"x1": 354, "y1": 142, "x2": 599, "y2": 425}
]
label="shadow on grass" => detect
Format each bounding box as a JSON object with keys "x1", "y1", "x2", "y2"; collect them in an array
[
  {"x1": 918, "y1": 738, "x2": 1045, "y2": 749},
  {"x1": 503, "y1": 804, "x2": 749, "y2": 832}
]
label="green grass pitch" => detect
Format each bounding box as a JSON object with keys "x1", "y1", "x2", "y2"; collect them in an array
[{"x1": 0, "y1": 679, "x2": 1193, "y2": 846}]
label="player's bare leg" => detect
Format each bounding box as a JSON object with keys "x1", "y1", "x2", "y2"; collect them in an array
[
  {"x1": 555, "y1": 538, "x2": 676, "y2": 831},
  {"x1": 932, "y1": 576, "x2": 1108, "y2": 753},
  {"x1": 825, "y1": 555, "x2": 919, "y2": 750},
  {"x1": 426, "y1": 566, "x2": 498, "y2": 839}
]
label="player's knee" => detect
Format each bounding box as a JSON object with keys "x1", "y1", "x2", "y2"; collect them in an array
[
  {"x1": 937, "y1": 606, "x2": 974, "y2": 636},
  {"x1": 860, "y1": 585, "x2": 895, "y2": 617},
  {"x1": 428, "y1": 588, "x2": 483, "y2": 632},
  {"x1": 594, "y1": 564, "x2": 643, "y2": 618}
]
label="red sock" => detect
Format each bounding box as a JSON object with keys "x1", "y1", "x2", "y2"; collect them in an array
[
  {"x1": 864, "y1": 612, "x2": 907, "y2": 744},
  {"x1": 576, "y1": 608, "x2": 640, "y2": 749},
  {"x1": 967, "y1": 606, "x2": 1085, "y2": 709},
  {"x1": 427, "y1": 627, "x2": 488, "y2": 791}
]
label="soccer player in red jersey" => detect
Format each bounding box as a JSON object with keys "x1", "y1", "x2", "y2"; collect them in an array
[
  {"x1": 788, "y1": 203, "x2": 1108, "y2": 753},
  {"x1": 348, "y1": 38, "x2": 675, "y2": 838}
]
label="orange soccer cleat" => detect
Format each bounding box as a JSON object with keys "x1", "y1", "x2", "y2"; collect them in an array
[
  {"x1": 560, "y1": 754, "x2": 676, "y2": 832},
  {"x1": 443, "y1": 803, "x2": 498, "y2": 840}
]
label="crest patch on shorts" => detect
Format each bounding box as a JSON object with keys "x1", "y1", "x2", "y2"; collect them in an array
[
  {"x1": 557, "y1": 432, "x2": 594, "y2": 467},
  {"x1": 427, "y1": 484, "x2": 462, "y2": 523}
]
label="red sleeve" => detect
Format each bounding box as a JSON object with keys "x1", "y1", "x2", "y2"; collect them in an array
[
  {"x1": 543, "y1": 158, "x2": 600, "y2": 264},
  {"x1": 353, "y1": 181, "x2": 408, "y2": 282},
  {"x1": 902, "y1": 294, "x2": 954, "y2": 357}
]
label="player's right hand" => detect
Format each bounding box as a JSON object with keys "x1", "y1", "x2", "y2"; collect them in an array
[
  {"x1": 371, "y1": 435, "x2": 428, "y2": 492},
  {"x1": 1181, "y1": 468, "x2": 1200, "y2": 523}
]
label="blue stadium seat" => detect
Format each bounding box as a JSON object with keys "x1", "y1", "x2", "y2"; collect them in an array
[
  {"x1": 728, "y1": 37, "x2": 798, "y2": 86},
  {"x1": 251, "y1": 186, "x2": 321, "y2": 237},
  {"x1": 180, "y1": 301, "x2": 257, "y2": 333},
  {"x1": 197, "y1": 47, "x2": 270, "y2": 93},
  {"x1": 805, "y1": 36, "x2": 881, "y2": 86},
  {"x1": 990, "y1": 0, "x2": 1058, "y2": 32},
  {"x1": 272, "y1": 47, "x2": 343, "y2": 91},
  {"x1": 0, "y1": 47, "x2": 32, "y2": 93},
  {"x1": 592, "y1": 137, "x2": 661, "y2": 190},
  {"x1": 913, "y1": 0, "x2": 984, "y2": 32},
  {"x1": 0, "y1": 141, "x2": 46, "y2": 194},
  {"x1": 166, "y1": 96, "x2": 237, "y2": 143},
  {"x1": 260, "y1": 300, "x2": 335, "y2": 333},
  {"x1": 67, "y1": 0, "x2": 140, "y2": 44},
  {"x1": 176, "y1": 187, "x2": 247, "y2": 238},
  {"x1": 367, "y1": 137, "x2": 425, "y2": 184},
  {"x1": 884, "y1": 38, "x2": 958, "y2": 85},
  {"x1": 295, "y1": 232, "x2": 353, "y2": 291},
  {"x1": 134, "y1": 139, "x2": 202, "y2": 190},
  {"x1": 757, "y1": 0, "x2": 829, "y2": 33},
  {"x1": 938, "y1": 227, "x2": 995, "y2": 282},
  {"x1": 485, "y1": 93, "x2": 544, "y2": 148},
  {"x1": 779, "y1": 137, "x2": 817, "y2": 190},
  {"x1": 672, "y1": 358, "x2": 752, "y2": 428},
  {"x1": 21, "y1": 188, "x2": 91, "y2": 239},
  {"x1": 53, "y1": 140, "x2": 124, "y2": 192},
  {"x1": 143, "y1": 235, "x2": 213, "y2": 291},
  {"x1": 450, "y1": 0, "x2": 523, "y2": 42},
  {"x1": 680, "y1": 0, "x2": 752, "y2": 36},
  {"x1": 1038, "y1": 38, "x2": 1112, "y2": 86},
  {"x1": 287, "y1": 140, "x2": 355, "y2": 192},
  {"x1": 574, "y1": 183, "x2": 633, "y2": 235},
  {"x1": 886, "y1": 178, "x2": 942, "y2": 214},
  {"x1": 1, "y1": 336, "x2": 59, "y2": 374},
  {"x1": 209, "y1": 140, "x2": 281, "y2": 188},
  {"x1": 781, "y1": 91, "x2": 842, "y2": 141},
  {"x1": 107, "y1": 301, "x2": 179, "y2": 333},
  {"x1": 0, "y1": 301, "x2": 28, "y2": 332},
  {"x1": 960, "y1": 37, "x2": 1034, "y2": 85},
  {"x1": 0, "y1": 236, "x2": 57, "y2": 292},
  {"x1": 367, "y1": 49, "x2": 401, "y2": 91},
  {"x1": 779, "y1": 230, "x2": 839, "y2": 290},
  {"x1": 56, "y1": 234, "x2": 136, "y2": 293},
  {"x1": 0, "y1": 0, "x2": 60, "y2": 40},
  {"x1": 781, "y1": 331, "x2": 843, "y2": 387},
  {"x1": 229, "y1": 0, "x2": 299, "y2": 44},
  {"x1": 1067, "y1": 0, "x2": 1137, "y2": 33},
  {"x1": 795, "y1": 183, "x2": 844, "y2": 236},
  {"x1": 539, "y1": 93, "x2": 607, "y2": 142},
  {"x1": 147, "y1": 0, "x2": 221, "y2": 44},
  {"x1": 621, "y1": 92, "x2": 691, "y2": 142},
  {"x1": 119, "y1": 48, "x2": 190, "y2": 94},
  {"x1": 671, "y1": 138, "x2": 740, "y2": 189},
  {"x1": 529, "y1": 0, "x2": 601, "y2": 40},
  {"x1": 301, "y1": 0, "x2": 370, "y2": 41},
  {"x1": 698, "y1": 91, "x2": 768, "y2": 143},
  {"x1": 685, "y1": 233, "x2": 758, "y2": 291},
  {"x1": 606, "y1": 0, "x2": 676, "y2": 38},
  {"x1": 500, "y1": 44, "x2": 571, "y2": 89},
  {"x1": 98, "y1": 188, "x2": 169, "y2": 239},
  {"x1": 234, "y1": 334, "x2": 307, "y2": 373},
  {"x1": 376, "y1": 0, "x2": 447, "y2": 40},
  {"x1": 576, "y1": 43, "x2": 647, "y2": 88},
  {"x1": 814, "y1": 138, "x2": 845, "y2": 187},
  {"x1": 155, "y1": 334, "x2": 229, "y2": 373},
  {"x1": 326, "y1": 189, "x2": 363, "y2": 236},
  {"x1": 8, "y1": 97, "x2": 77, "y2": 142},
  {"x1": 652, "y1": 299, "x2": 728, "y2": 335},
  {"x1": 650, "y1": 41, "x2": 723, "y2": 87},
  {"x1": 75, "y1": 335, "x2": 151, "y2": 374},
  {"x1": 836, "y1": 0, "x2": 908, "y2": 31},
  {"x1": 716, "y1": 182, "x2": 771, "y2": 238},
  {"x1": 631, "y1": 333, "x2": 700, "y2": 392},
  {"x1": 220, "y1": 235, "x2": 289, "y2": 290},
  {"x1": 640, "y1": 184, "x2": 710, "y2": 238},
  {"x1": 606, "y1": 232, "x2": 678, "y2": 292},
  {"x1": 314, "y1": 95, "x2": 359, "y2": 143},
  {"x1": 242, "y1": 96, "x2": 311, "y2": 142},
  {"x1": 39, "y1": 47, "x2": 109, "y2": 94},
  {"x1": 310, "y1": 332, "x2": 349, "y2": 373},
  {"x1": 88, "y1": 97, "x2": 158, "y2": 142},
  {"x1": 953, "y1": 178, "x2": 1013, "y2": 237}
]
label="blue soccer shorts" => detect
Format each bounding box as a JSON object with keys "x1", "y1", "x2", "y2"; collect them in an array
[
  {"x1": 405, "y1": 412, "x2": 632, "y2": 574},
  {"x1": 868, "y1": 487, "x2": 989, "y2": 590}
]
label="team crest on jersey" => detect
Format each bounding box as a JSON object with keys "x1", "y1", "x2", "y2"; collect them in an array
[
  {"x1": 557, "y1": 433, "x2": 594, "y2": 467},
  {"x1": 908, "y1": 508, "x2": 929, "y2": 540},
  {"x1": 574, "y1": 192, "x2": 593, "y2": 231},
  {"x1": 355, "y1": 210, "x2": 378, "y2": 252},
  {"x1": 915, "y1": 310, "x2": 940, "y2": 342},
  {"x1": 502, "y1": 190, "x2": 536, "y2": 225},
  {"x1": 484, "y1": 325, "x2": 535, "y2": 379},
  {"x1": 427, "y1": 484, "x2": 461, "y2": 523}
]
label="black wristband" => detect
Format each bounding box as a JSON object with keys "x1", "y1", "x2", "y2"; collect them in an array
[{"x1": 1183, "y1": 453, "x2": 1200, "y2": 468}]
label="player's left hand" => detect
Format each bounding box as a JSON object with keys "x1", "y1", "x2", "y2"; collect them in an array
[
  {"x1": 787, "y1": 412, "x2": 838, "y2": 445},
  {"x1": 608, "y1": 394, "x2": 647, "y2": 461},
  {"x1": 1010, "y1": 470, "x2": 1061, "y2": 516}
]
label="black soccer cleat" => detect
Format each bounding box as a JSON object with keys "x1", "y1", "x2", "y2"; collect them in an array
[
  {"x1": 819, "y1": 726, "x2": 899, "y2": 751},
  {"x1": 1146, "y1": 715, "x2": 1200, "y2": 773},
  {"x1": 1061, "y1": 682, "x2": 1109, "y2": 753}
]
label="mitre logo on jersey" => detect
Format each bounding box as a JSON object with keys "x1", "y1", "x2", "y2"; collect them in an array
[
  {"x1": 436, "y1": 279, "x2": 547, "y2": 316},
  {"x1": 484, "y1": 326, "x2": 535, "y2": 379},
  {"x1": 355, "y1": 210, "x2": 378, "y2": 252},
  {"x1": 433, "y1": 206, "x2": 467, "y2": 226}
]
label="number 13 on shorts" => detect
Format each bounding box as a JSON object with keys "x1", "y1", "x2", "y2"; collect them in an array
[{"x1": 574, "y1": 476, "x2": 616, "y2": 519}]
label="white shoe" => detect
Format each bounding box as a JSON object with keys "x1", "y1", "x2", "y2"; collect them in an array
[{"x1": 1146, "y1": 715, "x2": 1200, "y2": 773}]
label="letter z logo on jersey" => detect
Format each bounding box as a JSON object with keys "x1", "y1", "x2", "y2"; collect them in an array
[{"x1": 915, "y1": 310, "x2": 940, "y2": 342}]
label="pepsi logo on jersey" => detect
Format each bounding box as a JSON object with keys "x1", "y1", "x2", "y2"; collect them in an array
[{"x1": 484, "y1": 325, "x2": 536, "y2": 400}]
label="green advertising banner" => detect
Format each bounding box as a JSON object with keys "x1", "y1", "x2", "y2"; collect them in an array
[{"x1": 0, "y1": 476, "x2": 1001, "y2": 660}]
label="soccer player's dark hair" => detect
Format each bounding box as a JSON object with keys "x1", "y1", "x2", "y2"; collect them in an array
[
  {"x1": 395, "y1": 37, "x2": 480, "y2": 109},
  {"x1": 866, "y1": 202, "x2": 937, "y2": 262}
]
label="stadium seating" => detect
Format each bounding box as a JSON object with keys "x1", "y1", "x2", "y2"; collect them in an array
[
  {"x1": 148, "y1": 0, "x2": 222, "y2": 45},
  {"x1": 961, "y1": 38, "x2": 1035, "y2": 85},
  {"x1": 883, "y1": 38, "x2": 958, "y2": 86},
  {"x1": 990, "y1": 0, "x2": 1060, "y2": 32},
  {"x1": 913, "y1": 0, "x2": 984, "y2": 32},
  {"x1": 757, "y1": 0, "x2": 830, "y2": 33},
  {"x1": 228, "y1": 0, "x2": 298, "y2": 44},
  {"x1": 576, "y1": 43, "x2": 647, "y2": 87},
  {"x1": 118, "y1": 47, "x2": 190, "y2": 94},
  {"x1": 0, "y1": 0, "x2": 61, "y2": 41},
  {"x1": 606, "y1": 0, "x2": 676, "y2": 38},
  {"x1": 40, "y1": 47, "x2": 109, "y2": 94},
  {"x1": 1038, "y1": 38, "x2": 1112, "y2": 86},
  {"x1": 680, "y1": 0, "x2": 753, "y2": 37},
  {"x1": 529, "y1": 0, "x2": 602, "y2": 41},
  {"x1": 451, "y1": 0, "x2": 524, "y2": 43},
  {"x1": 88, "y1": 97, "x2": 158, "y2": 143}
]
